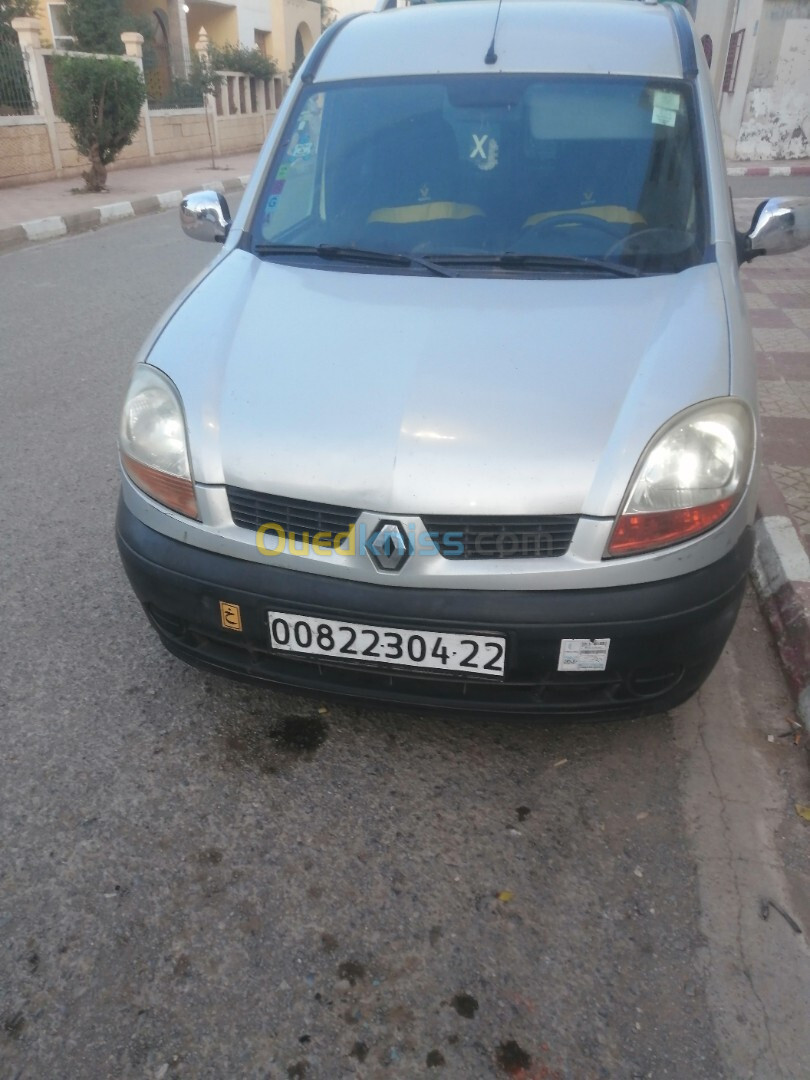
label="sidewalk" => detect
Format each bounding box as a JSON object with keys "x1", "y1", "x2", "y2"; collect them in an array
[
  {"x1": 2, "y1": 155, "x2": 810, "y2": 724},
  {"x1": 0, "y1": 150, "x2": 259, "y2": 249},
  {"x1": 734, "y1": 197, "x2": 810, "y2": 727}
]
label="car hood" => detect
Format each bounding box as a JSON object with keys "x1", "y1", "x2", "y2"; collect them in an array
[{"x1": 151, "y1": 251, "x2": 730, "y2": 517}]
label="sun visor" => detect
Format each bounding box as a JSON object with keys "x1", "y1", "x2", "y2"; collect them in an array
[{"x1": 528, "y1": 84, "x2": 682, "y2": 141}]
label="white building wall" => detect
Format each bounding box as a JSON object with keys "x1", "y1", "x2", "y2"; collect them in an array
[
  {"x1": 693, "y1": 0, "x2": 739, "y2": 99},
  {"x1": 694, "y1": 0, "x2": 809, "y2": 159},
  {"x1": 234, "y1": 0, "x2": 271, "y2": 40},
  {"x1": 715, "y1": 0, "x2": 765, "y2": 156},
  {"x1": 736, "y1": 7, "x2": 810, "y2": 159},
  {"x1": 330, "y1": 0, "x2": 374, "y2": 15}
]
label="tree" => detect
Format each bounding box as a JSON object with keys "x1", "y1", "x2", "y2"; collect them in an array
[
  {"x1": 319, "y1": 0, "x2": 336, "y2": 31},
  {"x1": 0, "y1": 0, "x2": 37, "y2": 45},
  {"x1": 53, "y1": 54, "x2": 146, "y2": 191},
  {"x1": 0, "y1": 0, "x2": 36, "y2": 114},
  {"x1": 64, "y1": 0, "x2": 125, "y2": 54},
  {"x1": 189, "y1": 52, "x2": 220, "y2": 169},
  {"x1": 208, "y1": 42, "x2": 276, "y2": 81}
]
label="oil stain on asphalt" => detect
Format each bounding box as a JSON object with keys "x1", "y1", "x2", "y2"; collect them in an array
[
  {"x1": 218, "y1": 708, "x2": 329, "y2": 772},
  {"x1": 451, "y1": 993, "x2": 479, "y2": 1019},
  {"x1": 277, "y1": 714, "x2": 329, "y2": 752},
  {"x1": 496, "y1": 1039, "x2": 532, "y2": 1075}
]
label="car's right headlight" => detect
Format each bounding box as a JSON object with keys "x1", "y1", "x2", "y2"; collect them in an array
[
  {"x1": 606, "y1": 399, "x2": 755, "y2": 557},
  {"x1": 119, "y1": 365, "x2": 199, "y2": 520}
]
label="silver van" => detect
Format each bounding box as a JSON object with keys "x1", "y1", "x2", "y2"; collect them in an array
[{"x1": 116, "y1": 0, "x2": 810, "y2": 716}]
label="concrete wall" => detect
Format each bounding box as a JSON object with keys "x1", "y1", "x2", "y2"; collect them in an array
[
  {"x1": 54, "y1": 117, "x2": 151, "y2": 170},
  {"x1": 0, "y1": 104, "x2": 268, "y2": 187},
  {"x1": 330, "y1": 0, "x2": 374, "y2": 15},
  {"x1": 150, "y1": 109, "x2": 212, "y2": 157},
  {"x1": 737, "y1": 3, "x2": 810, "y2": 159},
  {"x1": 216, "y1": 110, "x2": 264, "y2": 151},
  {"x1": 234, "y1": 0, "x2": 273, "y2": 43},
  {"x1": 187, "y1": 4, "x2": 240, "y2": 50},
  {"x1": 697, "y1": 0, "x2": 810, "y2": 159},
  {"x1": 694, "y1": 0, "x2": 739, "y2": 99},
  {"x1": 269, "y1": 0, "x2": 320, "y2": 72},
  {"x1": 0, "y1": 118, "x2": 54, "y2": 183}
]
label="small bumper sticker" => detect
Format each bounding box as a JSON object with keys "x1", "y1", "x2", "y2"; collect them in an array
[{"x1": 558, "y1": 638, "x2": 610, "y2": 672}]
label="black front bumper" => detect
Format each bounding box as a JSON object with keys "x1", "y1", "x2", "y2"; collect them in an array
[{"x1": 116, "y1": 496, "x2": 753, "y2": 717}]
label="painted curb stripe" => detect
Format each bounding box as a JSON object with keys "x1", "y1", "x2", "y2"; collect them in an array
[
  {"x1": 727, "y1": 165, "x2": 810, "y2": 177},
  {"x1": 2, "y1": 176, "x2": 252, "y2": 252},
  {"x1": 156, "y1": 190, "x2": 183, "y2": 209},
  {"x1": 22, "y1": 216, "x2": 67, "y2": 241},
  {"x1": 99, "y1": 202, "x2": 135, "y2": 223}
]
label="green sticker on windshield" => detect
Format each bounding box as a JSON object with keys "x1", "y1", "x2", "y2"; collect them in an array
[{"x1": 652, "y1": 89, "x2": 681, "y2": 127}]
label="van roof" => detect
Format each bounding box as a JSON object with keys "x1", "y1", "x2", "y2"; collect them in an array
[{"x1": 313, "y1": 1, "x2": 686, "y2": 84}]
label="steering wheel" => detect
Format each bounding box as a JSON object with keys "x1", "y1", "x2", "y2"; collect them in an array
[
  {"x1": 524, "y1": 212, "x2": 625, "y2": 236},
  {"x1": 605, "y1": 227, "x2": 695, "y2": 259}
]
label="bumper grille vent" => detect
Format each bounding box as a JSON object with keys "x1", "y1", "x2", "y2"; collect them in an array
[
  {"x1": 226, "y1": 487, "x2": 359, "y2": 548},
  {"x1": 421, "y1": 515, "x2": 578, "y2": 560}
]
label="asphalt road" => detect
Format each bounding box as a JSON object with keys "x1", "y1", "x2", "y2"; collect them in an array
[
  {"x1": 729, "y1": 175, "x2": 810, "y2": 200},
  {"x1": 1, "y1": 205, "x2": 810, "y2": 1080}
]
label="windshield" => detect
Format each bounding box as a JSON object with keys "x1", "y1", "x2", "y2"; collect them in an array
[{"x1": 252, "y1": 74, "x2": 707, "y2": 275}]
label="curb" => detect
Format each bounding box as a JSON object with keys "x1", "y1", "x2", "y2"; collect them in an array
[
  {"x1": 4, "y1": 162, "x2": 808, "y2": 254},
  {"x1": 0, "y1": 173, "x2": 251, "y2": 254},
  {"x1": 751, "y1": 515, "x2": 810, "y2": 732},
  {"x1": 727, "y1": 163, "x2": 810, "y2": 177}
]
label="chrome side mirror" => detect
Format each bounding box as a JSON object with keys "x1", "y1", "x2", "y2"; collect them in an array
[
  {"x1": 741, "y1": 197, "x2": 810, "y2": 262},
  {"x1": 180, "y1": 190, "x2": 232, "y2": 243}
]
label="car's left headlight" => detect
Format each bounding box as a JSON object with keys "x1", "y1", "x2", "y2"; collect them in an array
[
  {"x1": 119, "y1": 365, "x2": 199, "y2": 520},
  {"x1": 607, "y1": 399, "x2": 755, "y2": 557}
]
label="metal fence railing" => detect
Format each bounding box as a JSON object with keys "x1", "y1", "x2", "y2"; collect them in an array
[{"x1": 0, "y1": 39, "x2": 35, "y2": 115}]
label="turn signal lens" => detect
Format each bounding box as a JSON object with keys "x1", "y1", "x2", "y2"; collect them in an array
[
  {"x1": 121, "y1": 453, "x2": 199, "y2": 520},
  {"x1": 608, "y1": 498, "x2": 734, "y2": 556}
]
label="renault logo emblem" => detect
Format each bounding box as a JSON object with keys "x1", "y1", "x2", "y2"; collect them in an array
[{"x1": 366, "y1": 520, "x2": 411, "y2": 572}]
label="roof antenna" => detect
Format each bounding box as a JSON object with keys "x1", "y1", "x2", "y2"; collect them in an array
[{"x1": 484, "y1": 0, "x2": 503, "y2": 65}]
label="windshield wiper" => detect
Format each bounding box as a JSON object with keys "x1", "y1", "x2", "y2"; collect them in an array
[
  {"x1": 253, "y1": 243, "x2": 455, "y2": 277},
  {"x1": 427, "y1": 252, "x2": 643, "y2": 278}
]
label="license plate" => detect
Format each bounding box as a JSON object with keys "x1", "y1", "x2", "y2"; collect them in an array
[{"x1": 268, "y1": 611, "x2": 505, "y2": 677}]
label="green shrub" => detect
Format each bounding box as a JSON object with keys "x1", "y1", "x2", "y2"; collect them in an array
[
  {"x1": 0, "y1": 1, "x2": 37, "y2": 113},
  {"x1": 53, "y1": 54, "x2": 146, "y2": 191},
  {"x1": 64, "y1": 0, "x2": 125, "y2": 54},
  {"x1": 209, "y1": 43, "x2": 275, "y2": 81},
  {"x1": 0, "y1": 0, "x2": 37, "y2": 45}
]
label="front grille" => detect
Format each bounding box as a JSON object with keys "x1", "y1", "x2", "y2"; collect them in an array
[
  {"x1": 227, "y1": 487, "x2": 359, "y2": 548},
  {"x1": 421, "y1": 515, "x2": 578, "y2": 559},
  {"x1": 226, "y1": 488, "x2": 577, "y2": 560}
]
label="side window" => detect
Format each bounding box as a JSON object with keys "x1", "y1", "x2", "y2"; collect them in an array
[{"x1": 261, "y1": 94, "x2": 324, "y2": 240}]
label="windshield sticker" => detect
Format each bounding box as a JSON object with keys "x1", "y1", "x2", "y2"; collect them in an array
[
  {"x1": 652, "y1": 89, "x2": 681, "y2": 127},
  {"x1": 470, "y1": 133, "x2": 488, "y2": 160},
  {"x1": 469, "y1": 132, "x2": 499, "y2": 171},
  {"x1": 558, "y1": 638, "x2": 610, "y2": 673}
]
